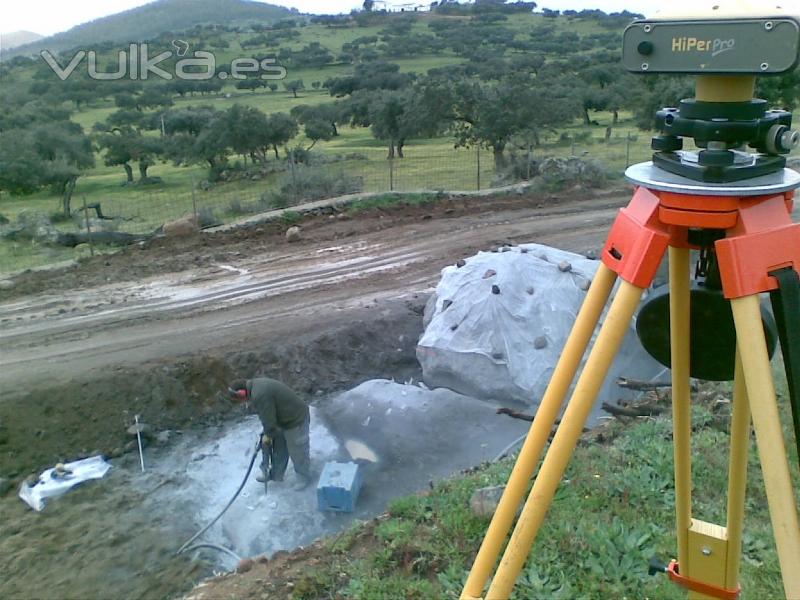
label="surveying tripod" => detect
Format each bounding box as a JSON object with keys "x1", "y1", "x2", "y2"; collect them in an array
[{"x1": 463, "y1": 6, "x2": 800, "y2": 600}]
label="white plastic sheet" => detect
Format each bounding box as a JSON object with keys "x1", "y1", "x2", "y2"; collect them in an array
[
  {"x1": 19, "y1": 455, "x2": 111, "y2": 511},
  {"x1": 417, "y1": 243, "x2": 663, "y2": 409}
]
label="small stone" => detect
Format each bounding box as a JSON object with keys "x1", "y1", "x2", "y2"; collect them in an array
[
  {"x1": 127, "y1": 422, "x2": 153, "y2": 440},
  {"x1": 0, "y1": 280, "x2": 15, "y2": 291},
  {"x1": 470, "y1": 485, "x2": 506, "y2": 518},
  {"x1": 155, "y1": 431, "x2": 171, "y2": 445},
  {"x1": 0, "y1": 477, "x2": 13, "y2": 496},
  {"x1": 482, "y1": 269, "x2": 496, "y2": 279},
  {"x1": 450, "y1": 324, "x2": 458, "y2": 331},
  {"x1": 237, "y1": 558, "x2": 255, "y2": 573},
  {"x1": 558, "y1": 261, "x2": 572, "y2": 273},
  {"x1": 537, "y1": 252, "x2": 549, "y2": 262},
  {"x1": 578, "y1": 278, "x2": 591, "y2": 291},
  {"x1": 124, "y1": 439, "x2": 146, "y2": 453},
  {"x1": 285, "y1": 226, "x2": 301, "y2": 242},
  {"x1": 526, "y1": 286, "x2": 535, "y2": 296},
  {"x1": 256, "y1": 554, "x2": 269, "y2": 564},
  {"x1": 456, "y1": 259, "x2": 466, "y2": 268},
  {"x1": 491, "y1": 285, "x2": 500, "y2": 295},
  {"x1": 534, "y1": 336, "x2": 548, "y2": 349},
  {"x1": 491, "y1": 352, "x2": 504, "y2": 360},
  {"x1": 500, "y1": 246, "x2": 510, "y2": 252},
  {"x1": 108, "y1": 447, "x2": 124, "y2": 459},
  {"x1": 73, "y1": 243, "x2": 92, "y2": 257},
  {"x1": 442, "y1": 299, "x2": 453, "y2": 311},
  {"x1": 585, "y1": 250, "x2": 598, "y2": 260}
]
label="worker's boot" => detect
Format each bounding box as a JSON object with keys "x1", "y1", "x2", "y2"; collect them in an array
[
  {"x1": 255, "y1": 467, "x2": 267, "y2": 483},
  {"x1": 293, "y1": 474, "x2": 312, "y2": 491}
]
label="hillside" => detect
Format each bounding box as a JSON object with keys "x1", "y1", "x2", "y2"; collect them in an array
[
  {"x1": 4, "y1": 0, "x2": 295, "y2": 58},
  {"x1": 0, "y1": 31, "x2": 44, "y2": 53}
]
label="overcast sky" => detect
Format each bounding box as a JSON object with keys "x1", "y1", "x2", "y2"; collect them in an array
[{"x1": 2, "y1": 0, "x2": 646, "y2": 36}]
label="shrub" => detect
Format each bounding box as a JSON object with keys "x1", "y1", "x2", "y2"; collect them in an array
[
  {"x1": 537, "y1": 157, "x2": 610, "y2": 191},
  {"x1": 491, "y1": 150, "x2": 540, "y2": 186},
  {"x1": 263, "y1": 168, "x2": 363, "y2": 208}
]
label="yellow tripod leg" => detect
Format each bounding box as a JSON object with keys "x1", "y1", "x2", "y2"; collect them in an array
[
  {"x1": 731, "y1": 295, "x2": 800, "y2": 598},
  {"x1": 486, "y1": 281, "x2": 645, "y2": 599},
  {"x1": 669, "y1": 247, "x2": 693, "y2": 568},
  {"x1": 461, "y1": 265, "x2": 618, "y2": 600},
  {"x1": 725, "y1": 350, "x2": 750, "y2": 588}
]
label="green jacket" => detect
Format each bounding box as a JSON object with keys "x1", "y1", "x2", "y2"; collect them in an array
[{"x1": 247, "y1": 378, "x2": 308, "y2": 435}]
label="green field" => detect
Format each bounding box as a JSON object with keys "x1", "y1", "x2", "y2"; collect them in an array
[{"x1": 0, "y1": 10, "x2": 761, "y2": 275}]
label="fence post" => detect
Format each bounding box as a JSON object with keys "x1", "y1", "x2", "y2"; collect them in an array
[
  {"x1": 289, "y1": 148, "x2": 298, "y2": 204},
  {"x1": 527, "y1": 144, "x2": 532, "y2": 181},
  {"x1": 191, "y1": 175, "x2": 198, "y2": 223},
  {"x1": 476, "y1": 146, "x2": 481, "y2": 191},
  {"x1": 625, "y1": 133, "x2": 632, "y2": 168},
  {"x1": 389, "y1": 155, "x2": 394, "y2": 191},
  {"x1": 82, "y1": 195, "x2": 95, "y2": 257}
]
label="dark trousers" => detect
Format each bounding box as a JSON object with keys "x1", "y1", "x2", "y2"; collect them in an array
[{"x1": 262, "y1": 415, "x2": 311, "y2": 481}]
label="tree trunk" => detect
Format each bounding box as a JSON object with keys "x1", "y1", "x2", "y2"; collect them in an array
[
  {"x1": 612, "y1": 109, "x2": 619, "y2": 125},
  {"x1": 138, "y1": 161, "x2": 150, "y2": 180},
  {"x1": 493, "y1": 146, "x2": 507, "y2": 170},
  {"x1": 273, "y1": 145, "x2": 280, "y2": 159},
  {"x1": 583, "y1": 108, "x2": 591, "y2": 126},
  {"x1": 397, "y1": 139, "x2": 405, "y2": 158},
  {"x1": 331, "y1": 122, "x2": 338, "y2": 136},
  {"x1": 292, "y1": 89, "x2": 298, "y2": 98},
  {"x1": 387, "y1": 141, "x2": 395, "y2": 159},
  {"x1": 61, "y1": 176, "x2": 78, "y2": 216},
  {"x1": 123, "y1": 163, "x2": 134, "y2": 183}
]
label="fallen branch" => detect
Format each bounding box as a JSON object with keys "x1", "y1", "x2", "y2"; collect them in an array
[
  {"x1": 601, "y1": 402, "x2": 666, "y2": 418},
  {"x1": 496, "y1": 407, "x2": 534, "y2": 422},
  {"x1": 55, "y1": 229, "x2": 156, "y2": 247},
  {"x1": 496, "y1": 407, "x2": 588, "y2": 432},
  {"x1": 616, "y1": 377, "x2": 698, "y2": 392}
]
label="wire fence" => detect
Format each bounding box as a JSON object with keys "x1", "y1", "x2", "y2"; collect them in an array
[{"x1": 0, "y1": 132, "x2": 654, "y2": 274}]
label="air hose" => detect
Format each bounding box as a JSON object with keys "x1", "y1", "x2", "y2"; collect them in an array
[{"x1": 176, "y1": 434, "x2": 262, "y2": 558}]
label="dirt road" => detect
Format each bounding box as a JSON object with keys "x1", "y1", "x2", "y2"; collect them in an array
[
  {"x1": 0, "y1": 188, "x2": 631, "y2": 600},
  {"x1": 0, "y1": 190, "x2": 626, "y2": 391}
]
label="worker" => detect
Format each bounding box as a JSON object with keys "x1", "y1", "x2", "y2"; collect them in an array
[{"x1": 228, "y1": 377, "x2": 312, "y2": 491}]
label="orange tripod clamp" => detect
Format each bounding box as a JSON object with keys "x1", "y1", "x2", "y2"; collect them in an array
[{"x1": 666, "y1": 560, "x2": 741, "y2": 600}]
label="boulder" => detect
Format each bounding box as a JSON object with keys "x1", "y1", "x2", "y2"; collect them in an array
[
  {"x1": 285, "y1": 226, "x2": 302, "y2": 242},
  {"x1": 163, "y1": 216, "x2": 199, "y2": 237},
  {"x1": 417, "y1": 243, "x2": 663, "y2": 412},
  {"x1": 469, "y1": 485, "x2": 506, "y2": 518}
]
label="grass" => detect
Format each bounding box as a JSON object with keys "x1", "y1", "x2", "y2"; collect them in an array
[{"x1": 285, "y1": 380, "x2": 794, "y2": 600}]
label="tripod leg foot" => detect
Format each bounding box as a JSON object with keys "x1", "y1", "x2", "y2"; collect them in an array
[{"x1": 731, "y1": 295, "x2": 800, "y2": 598}]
